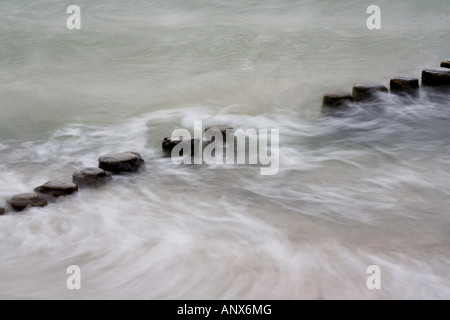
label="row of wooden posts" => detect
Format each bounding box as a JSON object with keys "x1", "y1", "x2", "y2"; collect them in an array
[
  {"x1": 1, "y1": 61, "x2": 449, "y2": 215},
  {"x1": 0, "y1": 152, "x2": 145, "y2": 215},
  {"x1": 322, "y1": 60, "x2": 450, "y2": 112}
]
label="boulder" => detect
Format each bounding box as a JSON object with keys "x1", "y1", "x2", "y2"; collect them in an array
[
  {"x1": 73, "y1": 168, "x2": 113, "y2": 188},
  {"x1": 422, "y1": 68, "x2": 450, "y2": 87},
  {"x1": 390, "y1": 76, "x2": 419, "y2": 95},
  {"x1": 0, "y1": 207, "x2": 5, "y2": 216},
  {"x1": 322, "y1": 91, "x2": 353, "y2": 111},
  {"x1": 35, "y1": 181, "x2": 78, "y2": 198},
  {"x1": 352, "y1": 83, "x2": 388, "y2": 102},
  {"x1": 441, "y1": 60, "x2": 450, "y2": 69},
  {"x1": 7, "y1": 193, "x2": 48, "y2": 212},
  {"x1": 98, "y1": 152, "x2": 145, "y2": 173}
]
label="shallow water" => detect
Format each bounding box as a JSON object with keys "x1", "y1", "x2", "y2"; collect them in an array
[{"x1": 0, "y1": 0, "x2": 449, "y2": 299}]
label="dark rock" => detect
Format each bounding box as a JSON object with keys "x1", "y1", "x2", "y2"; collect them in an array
[
  {"x1": 422, "y1": 68, "x2": 450, "y2": 87},
  {"x1": 390, "y1": 76, "x2": 419, "y2": 95},
  {"x1": 322, "y1": 91, "x2": 353, "y2": 112},
  {"x1": 98, "y1": 152, "x2": 145, "y2": 173},
  {"x1": 162, "y1": 137, "x2": 200, "y2": 156},
  {"x1": 0, "y1": 207, "x2": 5, "y2": 216},
  {"x1": 204, "y1": 126, "x2": 234, "y2": 141},
  {"x1": 352, "y1": 83, "x2": 388, "y2": 102},
  {"x1": 73, "y1": 168, "x2": 113, "y2": 188},
  {"x1": 162, "y1": 137, "x2": 181, "y2": 151},
  {"x1": 35, "y1": 181, "x2": 78, "y2": 198},
  {"x1": 441, "y1": 60, "x2": 450, "y2": 69},
  {"x1": 7, "y1": 193, "x2": 48, "y2": 212}
]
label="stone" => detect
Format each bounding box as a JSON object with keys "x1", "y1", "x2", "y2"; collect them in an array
[
  {"x1": 162, "y1": 137, "x2": 180, "y2": 151},
  {"x1": 35, "y1": 181, "x2": 78, "y2": 198},
  {"x1": 441, "y1": 60, "x2": 450, "y2": 69},
  {"x1": 204, "y1": 126, "x2": 234, "y2": 136},
  {"x1": 422, "y1": 68, "x2": 450, "y2": 87},
  {"x1": 7, "y1": 193, "x2": 48, "y2": 212},
  {"x1": 98, "y1": 152, "x2": 145, "y2": 173},
  {"x1": 162, "y1": 137, "x2": 200, "y2": 156},
  {"x1": 0, "y1": 207, "x2": 5, "y2": 215},
  {"x1": 204, "y1": 126, "x2": 234, "y2": 142},
  {"x1": 73, "y1": 167, "x2": 113, "y2": 188},
  {"x1": 322, "y1": 91, "x2": 353, "y2": 111},
  {"x1": 390, "y1": 76, "x2": 419, "y2": 95},
  {"x1": 352, "y1": 83, "x2": 388, "y2": 102}
]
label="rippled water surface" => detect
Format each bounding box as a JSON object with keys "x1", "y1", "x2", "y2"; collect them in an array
[{"x1": 0, "y1": 0, "x2": 450, "y2": 299}]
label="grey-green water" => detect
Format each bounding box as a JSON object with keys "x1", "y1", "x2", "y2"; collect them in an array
[{"x1": 0, "y1": 0, "x2": 449, "y2": 299}]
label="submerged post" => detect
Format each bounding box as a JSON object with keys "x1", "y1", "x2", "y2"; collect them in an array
[
  {"x1": 441, "y1": 60, "x2": 450, "y2": 69},
  {"x1": 390, "y1": 76, "x2": 419, "y2": 95},
  {"x1": 352, "y1": 83, "x2": 388, "y2": 102},
  {"x1": 422, "y1": 68, "x2": 450, "y2": 87},
  {"x1": 322, "y1": 91, "x2": 353, "y2": 112}
]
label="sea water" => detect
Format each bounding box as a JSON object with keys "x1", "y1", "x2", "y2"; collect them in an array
[{"x1": 0, "y1": 0, "x2": 449, "y2": 299}]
